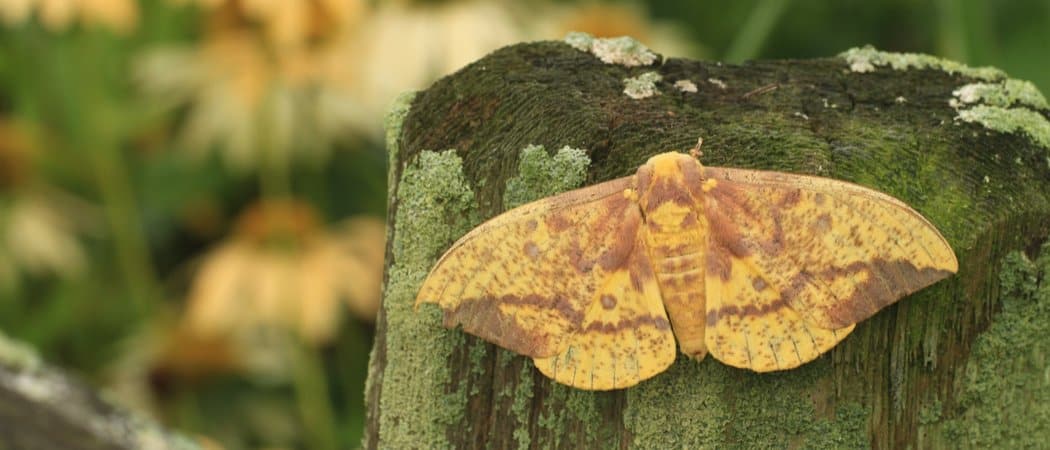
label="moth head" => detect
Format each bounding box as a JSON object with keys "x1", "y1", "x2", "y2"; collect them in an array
[{"x1": 634, "y1": 152, "x2": 707, "y2": 211}]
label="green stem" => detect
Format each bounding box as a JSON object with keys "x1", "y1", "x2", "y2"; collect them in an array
[
  {"x1": 291, "y1": 338, "x2": 338, "y2": 450},
  {"x1": 258, "y1": 93, "x2": 292, "y2": 201},
  {"x1": 87, "y1": 134, "x2": 159, "y2": 312},
  {"x1": 935, "y1": 0, "x2": 969, "y2": 62},
  {"x1": 724, "y1": 0, "x2": 791, "y2": 63},
  {"x1": 21, "y1": 28, "x2": 161, "y2": 313}
]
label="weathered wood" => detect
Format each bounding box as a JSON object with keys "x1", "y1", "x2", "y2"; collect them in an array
[
  {"x1": 0, "y1": 333, "x2": 199, "y2": 450},
  {"x1": 366, "y1": 39, "x2": 1050, "y2": 449}
]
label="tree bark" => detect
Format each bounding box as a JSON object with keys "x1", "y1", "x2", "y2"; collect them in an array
[
  {"x1": 0, "y1": 333, "x2": 200, "y2": 449},
  {"x1": 366, "y1": 40, "x2": 1050, "y2": 449}
]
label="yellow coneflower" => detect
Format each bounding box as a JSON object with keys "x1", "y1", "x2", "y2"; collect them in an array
[
  {"x1": 179, "y1": 0, "x2": 365, "y2": 48},
  {"x1": 138, "y1": 0, "x2": 368, "y2": 171},
  {"x1": 0, "y1": 0, "x2": 138, "y2": 33},
  {"x1": 140, "y1": 0, "x2": 696, "y2": 169},
  {"x1": 0, "y1": 119, "x2": 92, "y2": 293},
  {"x1": 183, "y1": 200, "x2": 385, "y2": 347}
]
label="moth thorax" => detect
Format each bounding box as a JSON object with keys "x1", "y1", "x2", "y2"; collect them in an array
[{"x1": 635, "y1": 152, "x2": 706, "y2": 218}]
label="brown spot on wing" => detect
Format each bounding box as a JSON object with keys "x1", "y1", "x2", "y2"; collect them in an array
[
  {"x1": 778, "y1": 188, "x2": 802, "y2": 208},
  {"x1": 601, "y1": 295, "x2": 617, "y2": 310},
  {"x1": 752, "y1": 277, "x2": 767, "y2": 291},
  {"x1": 546, "y1": 214, "x2": 571, "y2": 232},
  {"x1": 812, "y1": 213, "x2": 832, "y2": 234},
  {"x1": 524, "y1": 241, "x2": 540, "y2": 259}
]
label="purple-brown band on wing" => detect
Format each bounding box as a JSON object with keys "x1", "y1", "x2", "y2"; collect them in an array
[
  {"x1": 815, "y1": 259, "x2": 954, "y2": 328},
  {"x1": 445, "y1": 293, "x2": 584, "y2": 357}
]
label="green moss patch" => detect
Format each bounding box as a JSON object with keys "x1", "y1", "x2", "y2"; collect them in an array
[
  {"x1": 625, "y1": 359, "x2": 869, "y2": 449},
  {"x1": 937, "y1": 244, "x2": 1050, "y2": 448}
]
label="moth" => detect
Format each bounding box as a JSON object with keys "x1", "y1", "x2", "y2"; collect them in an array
[{"x1": 415, "y1": 145, "x2": 957, "y2": 390}]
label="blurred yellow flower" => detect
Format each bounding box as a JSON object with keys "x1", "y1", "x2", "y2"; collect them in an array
[
  {"x1": 0, "y1": 193, "x2": 89, "y2": 289},
  {"x1": 178, "y1": 0, "x2": 366, "y2": 48},
  {"x1": 184, "y1": 200, "x2": 385, "y2": 346},
  {"x1": 0, "y1": 119, "x2": 92, "y2": 293},
  {"x1": 137, "y1": 16, "x2": 365, "y2": 171},
  {"x1": 0, "y1": 0, "x2": 138, "y2": 33},
  {"x1": 140, "y1": 0, "x2": 695, "y2": 171}
]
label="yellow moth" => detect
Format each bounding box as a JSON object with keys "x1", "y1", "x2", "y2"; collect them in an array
[{"x1": 415, "y1": 144, "x2": 957, "y2": 390}]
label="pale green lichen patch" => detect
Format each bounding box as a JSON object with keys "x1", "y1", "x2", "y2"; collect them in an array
[
  {"x1": 673, "y1": 79, "x2": 698, "y2": 93},
  {"x1": 0, "y1": 330, "x2": 41, "y2": 372},
  {"x1": 504, "y1": 144, "x2": 591, "y2": 209},
  {"x1": 379, "y1": 149, "x2": 478, "y2": 449},
  {"x1": 839, "y1": 45, "x2": 1005, "y2": 80},
  {"x1": 940, "y1": 65, "x2": 1050, "y2": 152},
  {"x1": 625, "y1": 359, "x2": 869, "y2": 449},
  {"x1": 563, "y1": 32, "x2": 658, "y2": 67},
  {"x1": 624, "y1": 72, "x2": 663, "y2": 100},
  {"x1": 957, "y1": 105, "x2": 1050, "y2": 150},
  {"x1": 384, "y1": 91, "x2": 418, "y2": 197},
  {"x1": 564, "y1": 31, "x2": 594, "y2": 52},
  {"x1": 952, "y1": 80, "x2": 1048, "y2": 110},
  {"x1": 937, "y1": 244, "x2": 1050, "y2": 448}
]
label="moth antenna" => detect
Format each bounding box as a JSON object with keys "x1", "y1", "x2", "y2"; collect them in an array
[{"x1": 690, "y1": 137, "x2": 704, "y2": 159}]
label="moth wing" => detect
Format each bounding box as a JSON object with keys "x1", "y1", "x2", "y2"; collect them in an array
[
  {"x1": 416, "y1": 176, "x2": 650, "y2": 359},
  {"x1": 532, "y1": 232, "x2": 676, "y2": 390},
  {"x1": 703, "y1": 249, "x2": 856, "y2": 371},
  {"x1": 701, "y1": 166, "x2": 957, "y2": 371}
]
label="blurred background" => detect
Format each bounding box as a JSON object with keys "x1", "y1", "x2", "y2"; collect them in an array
[{"x1": 0, "y1": 0, "x2": 1046, "y2": 448}]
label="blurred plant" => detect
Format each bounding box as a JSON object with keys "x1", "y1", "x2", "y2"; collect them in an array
[
  {"x1": 137, "y1": 0, "x2": 369, "y2": 173},
  {"x1": 0, "y1": 0, "x2": 137, "y2": 33},
  {"x1": 138, "y1": 0, "x2": 696, "y2": 174},
  {"x1": 183, "y1": 200, "x2": 384, "y2": 345},
  {"x1": 352, "y1": 0, "x2": 696, "y2": 135},
  {"x1": 0, "y1": 119, "x2": 93, "y2": 294},
  {"x1": 171, "y1": 199, "x2": 383, "y2": 450},
  {"x1": 173, "y1": 0, "x2": 366, "y2": 49}
]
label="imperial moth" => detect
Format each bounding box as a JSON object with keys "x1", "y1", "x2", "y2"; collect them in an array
[{"x1": 415, "y1": 150, "x2": 957, "y2": 390}]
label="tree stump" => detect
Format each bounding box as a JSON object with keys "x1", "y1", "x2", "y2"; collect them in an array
[{"x1": 365, "y1": 37, "x2": 1050, "y2": 449}]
